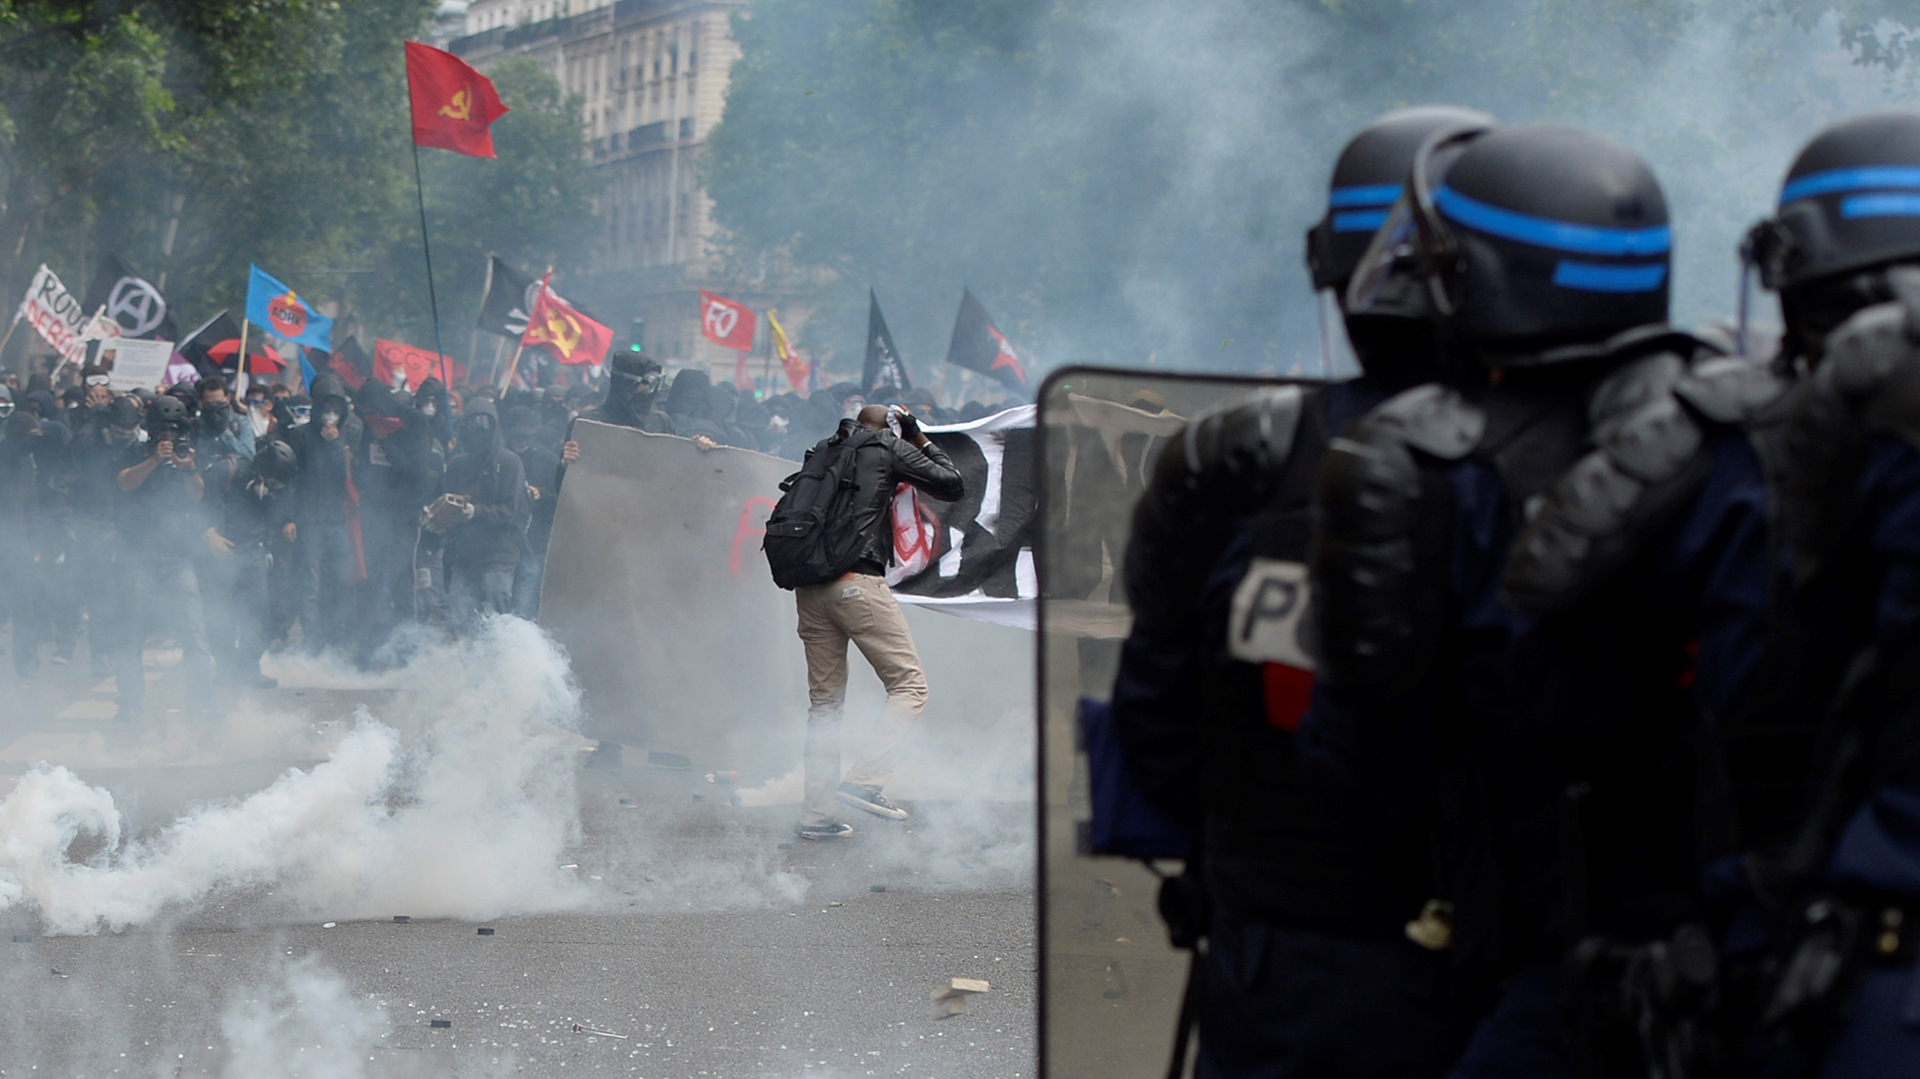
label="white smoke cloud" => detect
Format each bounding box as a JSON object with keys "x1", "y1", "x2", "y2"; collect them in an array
[
  {"x1": 0, "y1": 617, "x2": 590, "y2": 935},
  {"x1": 219, "y1": 957, "x2": 390, "y2": 1079}
]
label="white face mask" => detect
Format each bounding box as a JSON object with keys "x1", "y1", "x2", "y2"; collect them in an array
[{"x1": 248, "y1": 408, "x2": 271, "y2": 439}]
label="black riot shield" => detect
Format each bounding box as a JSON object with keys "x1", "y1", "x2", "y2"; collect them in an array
[{"x1": 1036, "y1": 367, "x2": 1315, "y2": 1078}]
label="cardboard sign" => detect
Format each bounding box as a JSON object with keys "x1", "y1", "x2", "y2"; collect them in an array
[{"x1": 98, "y1": 338, "x2": 175, "y2": 392}]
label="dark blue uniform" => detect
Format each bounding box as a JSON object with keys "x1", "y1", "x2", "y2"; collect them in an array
[
  {"x1": 1301, "y1": 396, "x2": 1773, "y2": 1079},
  {"x1": 1114, "y1": 381, "x2": 1478, "y2": 1079}
]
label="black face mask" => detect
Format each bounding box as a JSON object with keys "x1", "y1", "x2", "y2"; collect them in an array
[{"x1": 202, "y1": 403, "x2": 230, "y2": 429}]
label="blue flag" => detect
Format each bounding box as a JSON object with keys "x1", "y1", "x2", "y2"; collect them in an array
[{"x1": 245, "y1": 265, "x2": 333, "y2": 351}]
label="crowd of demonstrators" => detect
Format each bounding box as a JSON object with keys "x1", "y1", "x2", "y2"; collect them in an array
[{"x1": 0, "y1": 344, "x2": 1008, "y2": 718}]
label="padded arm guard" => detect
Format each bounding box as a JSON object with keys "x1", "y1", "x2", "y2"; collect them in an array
[
  {"x1": 1122, "y1": 385, "x2": 1305, "y2": 634},
  {"x1": 1501, "y1": 348, "x2": 1757, "y2": 618},
  {"x1": 1780, "y1": 268, "x2": 1920, "y2": 584},
  {"x1": 1311, "y1": 384, "x2": 1483, "y2": 701}
]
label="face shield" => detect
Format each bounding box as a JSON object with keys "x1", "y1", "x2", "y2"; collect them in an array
[{"x1": 1344, "y1": 125, "x2": 1493, "y2": 325}]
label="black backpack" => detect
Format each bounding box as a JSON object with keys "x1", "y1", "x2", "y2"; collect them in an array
[{"x1": 763, "y1": 429, "x2": 878, "y2": 589}]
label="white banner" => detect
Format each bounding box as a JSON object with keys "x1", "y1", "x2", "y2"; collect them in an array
[
  {"x1": 97, "y1": 337, "x2": 174, "y2": 392},
  {"x1": 15, "y1": 264, "x2": 88, "y2": 365}
]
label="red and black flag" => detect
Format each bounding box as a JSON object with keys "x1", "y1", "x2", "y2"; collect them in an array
[
  {"x1": 329, "y1": 337, "x2": 375, "y2": 391},
  {"x1": 945, "y1": 288, "x2": 1027, "y2": 391},
  {"x1": 862, "y1": 289, "x2": 911, "y2": 399}
]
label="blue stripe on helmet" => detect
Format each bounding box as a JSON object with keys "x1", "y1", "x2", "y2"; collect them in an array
[
  {"x1": 1779, "y1": 166, "x2": 1920, "y2": 206},
  {"x1": 1328, "y1": 183, "x2": 1402, "y2": 209},
  {"x1": 1552, "y1": 260, "x2": 1668, "y2": 293},
  {"x1": 1840, "y1": 193, "x2": 1920, "y2": 219},
  {"x1": 1332, "y1": 209, "x2": 1391, "y2": 233},
  {"x1": 1434, "y1": 186, "x2": 1671, "y2": 257}
]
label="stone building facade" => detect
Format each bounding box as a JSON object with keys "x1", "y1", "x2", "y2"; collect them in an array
[{"x1": 452, "y1": 0, "x2": 813, "y2": 385}]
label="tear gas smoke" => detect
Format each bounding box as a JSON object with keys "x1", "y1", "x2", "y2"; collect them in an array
[
  {"x1": 220, "y1": 956, "x2": 390, "y2": 1079},
  {"x1": 0, "y1": 618, "x2": 590, "y2": 935}
]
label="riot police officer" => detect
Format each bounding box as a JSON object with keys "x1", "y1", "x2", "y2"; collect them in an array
[
  {"x1": 1304, "y1": 123, "x2": 1781, "y2": 1077},
  {"x1": 1730, "y1": 109, "x2": 1920, "y2": 1076},
  {"x1": 1110, "y1": 105, "x2": 1492, "y2": 1079}
]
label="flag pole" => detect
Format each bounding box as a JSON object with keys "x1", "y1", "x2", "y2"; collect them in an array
[
  {"x1": 410, "y1": 139, "x2": 450, "y2": 391},
  {"x1": 235, "y1": 320, "x2": 251, "y2": 397}
]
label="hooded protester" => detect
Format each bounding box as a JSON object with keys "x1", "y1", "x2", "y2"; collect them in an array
[
  {"x1": 413, "y1": 376, "x2": 453, "y2": 446},
  {"x1": 285, "y1": 372, "x2": 365, "y2": 654},
  {"x1": 201, "y1": 436, "x2": 295, "y2": 688},
  {"x1": 429, "y1": 396, "x2": 528, "y2": 630},
  {"x1": 662, "y1": 368, "x2": 731, "y2": 445},
  {"x1": 503, "y1": 405, "x2": 560, "y2": 619},
  {"x1": 69, "y1": 393, "x2": 144, "y2": 675}
]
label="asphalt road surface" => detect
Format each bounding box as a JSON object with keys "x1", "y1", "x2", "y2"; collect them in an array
[{"x1": 0, "y1": 640, "x2": 1038, "y2": 1079}]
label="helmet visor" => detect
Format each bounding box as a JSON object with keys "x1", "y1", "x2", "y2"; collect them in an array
[{"x1": 1344, "y1": 194, "x2": 1436, "y2": 320}]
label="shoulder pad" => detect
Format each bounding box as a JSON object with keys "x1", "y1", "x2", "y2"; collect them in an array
[
  {"x1": 1674, "y1": 354, "x2": 1794, "y2": 425},
  {"x1": 1824, "y1": 300, "x2": 1915, "y2": 397},
  {"x1": 1357, "y1": 383, "x2": 1485, "y2": 461},
  {"x1": 1502, "y1": 353, "x2": 1716, "y2": 618},
  {"x1": 1180, "y1": 384, "x2": 1305, "y2": 485}
]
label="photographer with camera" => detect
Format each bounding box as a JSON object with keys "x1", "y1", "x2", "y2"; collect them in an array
[{"x1": 113, "y1": 395, "x2": 213, "y2": 722}]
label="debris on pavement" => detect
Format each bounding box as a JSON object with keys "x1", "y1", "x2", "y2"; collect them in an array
[
  {"x1": 572, "y1": 1023, "x2": 629, "y2": 1039},
  {"x1": 930, "y1": 977, "x2": 990, "y2": 1018}
]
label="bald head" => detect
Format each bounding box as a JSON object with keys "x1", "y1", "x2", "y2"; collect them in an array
[{"x1": 856, "y1": 404, "x2": 891, "y2": 431}]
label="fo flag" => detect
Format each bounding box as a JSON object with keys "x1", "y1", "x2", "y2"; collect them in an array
[
  {"x1": 406, "y1": 42, "x2": 509, "y2": 158},
  {"x1": 699, "y1": 289, "x2": 756, "y2": 351},
  {"x1": 245, "y1": 265, "x2": 333, "y2": 350},
  {"x1": 521, "y1": 273, "x2": 613, "y2": 366},
  {"x1": 863, "y1": 290, "x2": 911, "y2": 398},
  {"x1": 83, "y1": 253, "x2": 174, "y2": 341},
  {"x1": 945, "y1": 288, "x2": 1027, "y2": 390},
  {"x1": 476, "y1": 256, "x2": 537, "y2": 338}
]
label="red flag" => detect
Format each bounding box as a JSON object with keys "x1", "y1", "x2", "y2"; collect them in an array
[
  {"x1": 698, "y1": 289, "x2": 756, "y2": 351},
  {"x1": 375, "y1": 339, "x2": 466, "y2": 389},
  {"x1": 405, "y1": 42, "x2": 510, "y2": 158},
  {"x1": 521, "y1": 275, "x2": 613, "y2": 366}
]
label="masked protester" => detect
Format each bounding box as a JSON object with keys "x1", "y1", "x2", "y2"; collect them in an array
[
  {"x1": 503, "y1": 406, "x2": 559, "y2": 620},
  {"x1": 427, "y1": 397, "x2": 528, "y2": 631},
  {"x1": 111, "y1": 395, "x2": 214, "y2": 722},
  {"x1": 68, "y1": 393, "x2": 143, "y2": 676},
  {"x1": 1108, "y1": 106, "x2": 1493, "y2": 1079},
  {"x1": 201, "y1": 437, "x2": 295, "y2": 688},
  {"x1": 285, "y1": 373, "x2": 364, "y2": 655}
]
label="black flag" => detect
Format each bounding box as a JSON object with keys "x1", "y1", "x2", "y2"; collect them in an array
[
  {"x1": 944, "y1": 288, "x2": 1027, "y2": 390},
  {"x1": 862, "y1": 289, "x2": 911, "y2": 398},
  {"x1": 477, "y1": 255, "x2": 536, "y2": 339},
  {"x1": 178, "y1": 310, "x2": 241, "y2": 378},
  {"x1": 84, "y1": 253, "x2": 175, "y2": 341}
]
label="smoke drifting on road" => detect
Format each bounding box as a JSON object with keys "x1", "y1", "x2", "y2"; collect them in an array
[{"x1": 0, "y1": 618, "x2": 590, "y2": 935}]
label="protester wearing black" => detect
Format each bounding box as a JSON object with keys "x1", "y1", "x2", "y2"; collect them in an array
[
  {"x1": 285, "y1": 373, "x2": 364, "y2": 654},
  {"x1": 203, "y1": 437, "x2": 294, "y2": 687},
  {"x1": 70, "y1": 393, "x2": 142, "y2": 676},
  {"x1": 113, "y1": 395, "x2": 212, "y2": 721},
  {"x1": 351, "y1": 381, "x2": 441, "y2": 656},
  {"x1": 504, "y1": 406, "x2": 559, "y2": 620},
  {"x1": 433, "y1": 397, "x2": 528, "y2": 629}
]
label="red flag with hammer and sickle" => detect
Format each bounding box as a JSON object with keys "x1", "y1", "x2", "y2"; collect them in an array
[
  {"x1": 406, "y1": 42, "x2": 510, "y2": 158},
  {"x1": 521, "y1": 273, "x2": 613, "y2": 366}
]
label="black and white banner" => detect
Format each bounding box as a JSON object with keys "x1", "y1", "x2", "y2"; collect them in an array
[{"x1": 887, "y1": 405, "x2": 1037, "y2": 628}]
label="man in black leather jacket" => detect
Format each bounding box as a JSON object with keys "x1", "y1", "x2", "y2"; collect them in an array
[{"x1": 793, "y1": 404, "x2": 964, "y2": 840}]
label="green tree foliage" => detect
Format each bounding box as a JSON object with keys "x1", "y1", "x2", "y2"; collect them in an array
[
  {"x1": 705, "y1": 0, "x2": 1920, "y2": 378},
  {"x1": 0, "y1": 1, "x2": 594, "y2": 364}
]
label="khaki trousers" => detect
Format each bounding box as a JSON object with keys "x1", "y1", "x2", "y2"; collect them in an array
[{"x1": 795, "y1": 573, "x2": 928, "y2": 825}]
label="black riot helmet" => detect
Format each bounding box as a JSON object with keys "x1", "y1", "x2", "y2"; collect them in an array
[
  {"x1": 1349, "y1": 124, "x2": 1671, "y2": 358},
  {"x1": 1744, "y1": 111, "x2": 1920, "y2": 357},
  {"x1": 147, "y1": 394, "x2": 188, "y2": 430},
  {"x1": 1306, "y1": 105, "x2": 1497, "y2": 294},
  {"x1": 252, "y1": 437, "x2": 299, "y2": 483}
]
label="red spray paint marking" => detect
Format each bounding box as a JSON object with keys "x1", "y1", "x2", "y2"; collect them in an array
[{"x1": 731, "y1": 497, "x2": 778, "y2": 576}]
